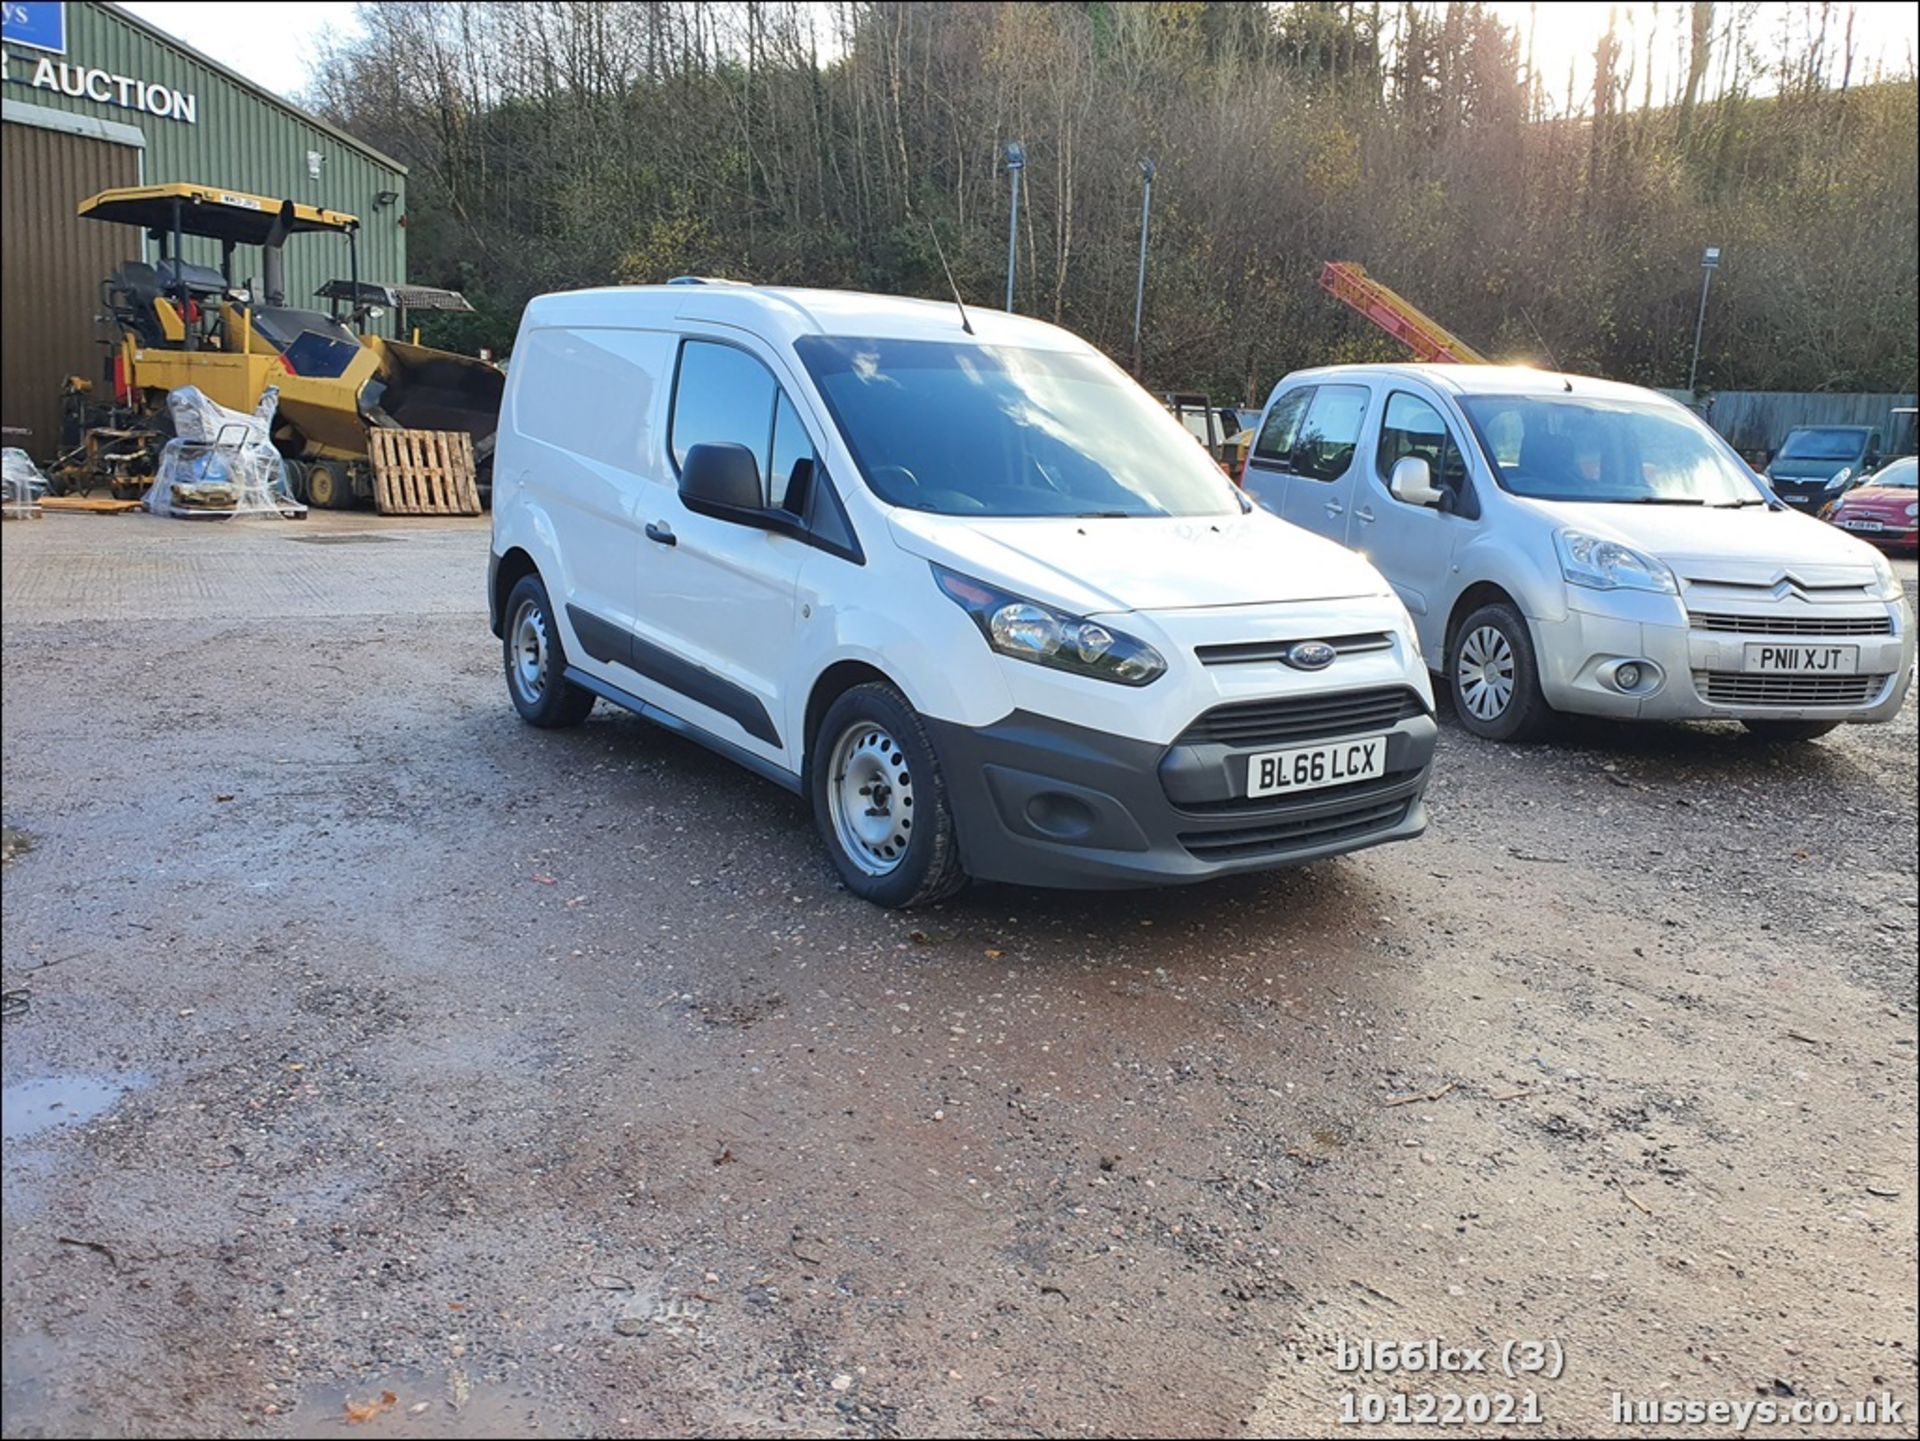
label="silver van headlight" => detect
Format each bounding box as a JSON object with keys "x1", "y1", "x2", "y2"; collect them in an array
[
  {"x1": 1868, "y1": 551, "x2": 1904, "y2": 601},
  {"x1": 1554, "y1": 530, "x2": 1679, "y2": 594}
]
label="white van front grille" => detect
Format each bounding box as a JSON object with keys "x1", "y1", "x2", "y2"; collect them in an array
[{"x1": 1195, "y1": 633, "x2": 1394, "y2": 666}]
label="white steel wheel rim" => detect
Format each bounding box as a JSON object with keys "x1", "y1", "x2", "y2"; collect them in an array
[
  {"x1": 1457, "y1": 624, "x2": 1516, "y2": 721},
  {"x1": 511, "y1": 598, "x2": 549, "y2": 703},
  {"x1": 827, "y1": 721, "x2": 915, "y2": 877}
]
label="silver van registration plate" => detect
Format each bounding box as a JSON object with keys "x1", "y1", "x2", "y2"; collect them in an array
[
  {"x1": 1743, "y1": 643, "x2": 1858, "y2": 674},
  {"x1": 1247, "y1": 734, "x2": 1389, "y2": 797}
]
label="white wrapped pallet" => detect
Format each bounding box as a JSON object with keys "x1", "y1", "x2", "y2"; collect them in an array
[{"x1": 144, "y1": 386, "x2": 305, "y2": 519}]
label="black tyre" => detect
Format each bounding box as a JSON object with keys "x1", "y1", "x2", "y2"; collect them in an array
[
  {"x1": 1742, "y1": 718, "x2": 1842, "y2": 743},
  {"x1": 502, "y1": 573, "x2": 595, "y2": 728},
  {"x1": 810, "y1": 682, "x2": 967, "y2": 908},
  {"x1": 305, "y1": 459, "x2": 349, "y2": 510},
  {"x1": 1449, "y1": 602, "x2": 1553, "y2": 741}
]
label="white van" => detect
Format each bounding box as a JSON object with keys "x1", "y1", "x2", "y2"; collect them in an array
[{"x1": 489, "y1": 285, "x2": 1437, "y2": 906}]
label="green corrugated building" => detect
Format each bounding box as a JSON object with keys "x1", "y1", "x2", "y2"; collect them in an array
[{"x1": 2, "y1": 0, "x2": 407, "y2": 458}]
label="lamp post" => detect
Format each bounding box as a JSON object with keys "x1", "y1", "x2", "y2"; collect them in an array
[
  {"x1": 1687, "y1": 245, "x2": 1720, "y2": 396},
  {"x1": 1003, "y1": 141, "x2": 1025, "y2": 313},
  {"x1": 1132, "y1": 157, "x2": 1155, "y2": 376}
]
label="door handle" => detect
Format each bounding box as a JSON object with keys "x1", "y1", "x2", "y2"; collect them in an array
[
  {"x1": 1355, "y1": 505, "x2": 1376, "y2": 524},
  {"x1": 644, "y1": 521, "x2": 677, "y2": 547},
  {"x1": 1324, "y1": 500, "x2": 1345, "y2": 517}
]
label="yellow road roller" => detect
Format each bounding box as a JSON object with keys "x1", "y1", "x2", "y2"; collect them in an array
[{"x1": 55, "y1": 183, "x2": 503, "y2": 509}]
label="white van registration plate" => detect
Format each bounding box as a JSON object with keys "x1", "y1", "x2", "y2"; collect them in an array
[
  {"x1": 1247, "y1": 734, "x2": 1389, "y2": 798},
  {"x1": 1743, "y1": 643, "x2": 1858, "y2": 674}
]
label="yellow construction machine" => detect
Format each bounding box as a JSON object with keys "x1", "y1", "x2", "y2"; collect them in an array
[{"x1": 54, "y1": 183, "x2": 503, "y2": 508}]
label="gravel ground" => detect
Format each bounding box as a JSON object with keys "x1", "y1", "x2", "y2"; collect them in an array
[{"x1": 3, "y1": 511, "x2": 1915, "y2": 1439}]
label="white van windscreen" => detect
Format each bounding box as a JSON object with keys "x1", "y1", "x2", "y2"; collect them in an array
[{"x1": 795, "y1": 337, "x2": 1238, "y2": 518}]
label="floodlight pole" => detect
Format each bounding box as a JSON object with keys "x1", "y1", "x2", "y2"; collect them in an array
[
  {"x1": 1132, "y1": 158, "x2": 1155, "y2": 376},
  {"x1": 1004, "y1": 141, "x2": 1025, "y2": 313},
  {"x1": 1688, "y1": 245, "x2": 1720, "y2": 396}
]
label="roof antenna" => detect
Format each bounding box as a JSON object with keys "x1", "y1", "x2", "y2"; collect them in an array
[
  {"x1": 1518, "y1": 304, "x2": 1561, "y2": 372},
  {"x1": 926, "y1": 222, "x2": 974, "y2": 336}
]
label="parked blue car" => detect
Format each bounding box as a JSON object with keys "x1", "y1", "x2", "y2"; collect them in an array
[{"x1": 1764, "y1": 425, "x2": 1882, "y2": 512}]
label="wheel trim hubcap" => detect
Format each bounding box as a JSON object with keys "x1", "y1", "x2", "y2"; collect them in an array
[
  {"x1": 511, "y1": 599, "x2": 549, "y2": 701},
  {"x1": 1458, "y1": 625, "x2": 1516, "y2": 721},
  {"x1": 827, "y1": 722, "x2": 914, "y2": 876}
]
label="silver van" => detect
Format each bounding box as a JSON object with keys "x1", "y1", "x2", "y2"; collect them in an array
[{"x1": 1242, "y1": 365, "x2": 1913, "y2": 743}]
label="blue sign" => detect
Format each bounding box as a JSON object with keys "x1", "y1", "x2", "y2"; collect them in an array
[{"x1": 1, "y1": 2, "x2": 66, "y2": 54}]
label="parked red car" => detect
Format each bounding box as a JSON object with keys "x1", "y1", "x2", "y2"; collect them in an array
[{"x1": 1823, "y1": 456, "x2": 1918, "y2": 553}]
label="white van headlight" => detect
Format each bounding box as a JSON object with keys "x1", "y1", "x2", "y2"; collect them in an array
[
  {"x1": 1554, "y1": 530, "x2": 1678, "y2": 594},
  {"x1": 933, "y1": 566, "x2": 1166, "y2": 686}
]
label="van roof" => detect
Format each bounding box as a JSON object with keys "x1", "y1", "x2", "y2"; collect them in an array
[
  {"x1": 519, "y1": 283, "x2": 1090, "y2": 352},
  {"x1": 1271, "y1": 362, "x2": 1671, "y2": 405}
]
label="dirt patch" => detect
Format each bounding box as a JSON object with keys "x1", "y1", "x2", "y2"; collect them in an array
[{"x1": 2, "y1": 518, "x2": 1913, "y2": 1437}]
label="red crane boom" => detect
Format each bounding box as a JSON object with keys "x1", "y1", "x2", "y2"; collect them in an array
[{"x1": 1318, "y1": 261, "x2": 1488, "y2": 365}]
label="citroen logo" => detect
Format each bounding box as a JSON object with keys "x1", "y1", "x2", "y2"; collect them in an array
[{"x1": 1284, "y1": 640, "x2": 1337, "y2": 671}]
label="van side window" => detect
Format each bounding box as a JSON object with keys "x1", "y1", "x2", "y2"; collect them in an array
[
  {"x1": 1292, "y1": 384, "x2": 1370, "y2": 482},
  {"x1": 1378, "y1": 392, "x2": 1467, "y2": 498},
  {"x1": 770, "y1": 392, "x2": 817, "y2": 511},
  {"x1": 671, "y1": 340, "x2": 779, "y2": 483},
  {"x1": 1253, "y1": 388, "x2": 1311, "y2": 465}
]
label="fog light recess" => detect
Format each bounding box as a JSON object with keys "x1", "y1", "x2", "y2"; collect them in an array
[
  {"x1": 1601, "y1": 658, "x2": 1663, "y2": 695},
  {"x1": 1024, "y1": 791, "x2": 1097, "y2": 840}
]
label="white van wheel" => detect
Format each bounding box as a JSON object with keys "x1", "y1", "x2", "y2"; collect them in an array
[
  {"x1": 826, "y1": 722, "x2": 915, "y2": 875},
  {"x1": 501, "y1": 573, "x2": 595, "y2": 728},
  {"x1": 810, "y1": 682, "x2": 967, "y2": 908}
]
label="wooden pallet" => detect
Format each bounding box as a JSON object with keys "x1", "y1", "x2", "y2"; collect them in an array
[
  {"x1": 40, "y1": 495, "x2": 142, "y2": 514},
  {"x1": 368, "y1": 429, "x2": 481, "y2": 516}
]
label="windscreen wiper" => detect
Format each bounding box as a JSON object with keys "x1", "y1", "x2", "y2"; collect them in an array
[{"x1": 1625, "y1": 496, "x2": 1708, "y2": 505}]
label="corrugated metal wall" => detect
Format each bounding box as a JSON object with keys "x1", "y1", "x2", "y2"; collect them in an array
[
  {"x1": 1, "y1": 119, "x2": 140, "y2": 455},
  {"x1": 1, "y1": 3, "x2": 410, "y2": 456},
  {"x1": 1698, "y1": 392, "x2": 1919, "y2": 457},
  {"x1": 5, "y1": 2, "x2": 407, "y2": 297}
]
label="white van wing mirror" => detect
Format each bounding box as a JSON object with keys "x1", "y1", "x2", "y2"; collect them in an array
[
  {"x1": 1389, "y1": 455, "x2": 1444, "y2": 507},
  {"x1": 680, "y1": 442, "x2": 764, "y2": 514}
]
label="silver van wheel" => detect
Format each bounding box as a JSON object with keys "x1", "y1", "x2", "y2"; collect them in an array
[
  {"x1": 1457, "y1": 624, "x2": 1515, "y2": 721},
  {"x1": 510, "y1": 597, "x2": 549, "y2": 704},
  {"x1": 826, "y1": 721, "x2": 915, "y2": 876}
]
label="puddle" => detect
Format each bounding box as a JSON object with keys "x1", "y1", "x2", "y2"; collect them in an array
[
  {"x1": 3, "y1": 1073, "x2": 149, "y2": 1213},
  {"x1": 2, "y1": 1073, "x2": 146, "y2": 1141},
  {"x1": 280, "y1": 1369, "x2": 548, "y2": 1436}
]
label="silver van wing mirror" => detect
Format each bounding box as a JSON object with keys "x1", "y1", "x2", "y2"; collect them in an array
[{"x1": 1389, "y1": 455, "x2": 1444, "y2": 507}]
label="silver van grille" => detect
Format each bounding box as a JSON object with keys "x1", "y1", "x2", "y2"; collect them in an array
[
  {"x1": 1690, "y1": 611, "x2": 1892, "y2": 637},
  {"x1": 1697, "y1": 672, "x2": 1888, "y2": 707}
]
